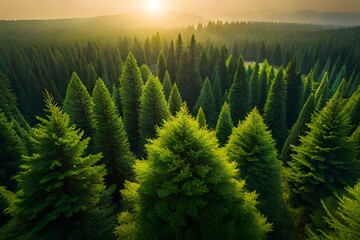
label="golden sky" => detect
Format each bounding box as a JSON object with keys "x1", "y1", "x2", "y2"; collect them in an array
[{"x1": 0, "y1": 0, "x2": 359, "y2": 20}]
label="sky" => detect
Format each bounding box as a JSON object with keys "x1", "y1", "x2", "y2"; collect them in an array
[{"x1": 0, "y1": 0, "x2": 360, "y2": 20}]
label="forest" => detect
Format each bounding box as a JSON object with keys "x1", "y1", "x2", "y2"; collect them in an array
[{"x1": 0, "y1": 20, "x2": 359, "y2": 239}]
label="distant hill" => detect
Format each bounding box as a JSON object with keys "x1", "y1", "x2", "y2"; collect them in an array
[{"x1": 267, "y1": 10, "x2": 360, "y2": 26}]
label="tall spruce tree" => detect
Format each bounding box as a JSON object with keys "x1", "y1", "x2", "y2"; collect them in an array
[
  {"x1": 264, "y1": 67, "x2": 287, "y2": 149},
  {"x1": 287, "y1": 80, "x2": 360, "y2": 211},
  {"x1": 157, "y1": 51, "x2": 167, "y2": 81},
  {"x1": 226, "y1": 108, "x2": 286, "y2": 238},
  {"x1": 196, "y1": 107, "x2": 207, "y2": 128},
  {"x1": 175, "y1": 33, "x2": 183, "y2": 63},
  {"x1": 250, "y1": 63, "x2": 261, "y2": 108},
  {"x1": 212, "y1": 66, "x2": 223, "y2": 113},
  {"x1": 138, "y1": 76, "x2": 170, "y2": 150},
  {"x1": 92, "y1": 78, "x2": 134, "y2": 194},
  {"x1": 0, "y1": 91, "x2": 106, "y2": 240},
  {"x1": 167, "y1": 40, "x2": 177, "y2": 82},
  {"x1": 162, "y1": 71, "x2": 172, "y2": 100},
  {"x1": 315, "y1": 72, "x2": 330, "y2": 110},
  {"x1": 215, "y1": 102, "x2": 233, "y2": 147},
  {"x1": 120, "y1": 52, "x2": 144, "y2": 154},
  {"x1": 63, "y1": 72, "x2": 93, "y2": 139},
  {"x1": 115, "y1": 108, "x2": 271, "y2": 240},
  {"x1": 193, "y1": 78, "x2": 216, "y2": 126},
  {"x1": 229, "y1": 56, "x2": 251, "y2": 124},
  {"x1": 285, "y1": 56, "x2": 303, "y2": 128},
  {"x1": 168, "y1": 83, "x2": 183, "y2": 116}
]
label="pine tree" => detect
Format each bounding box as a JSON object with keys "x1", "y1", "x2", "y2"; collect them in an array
[
  {"x1": 120, "y1": 52, "x2": 144, "y2": 154},
  {"x1": 215, "y1": 102, "x2": 233, "y2": 146},
  {"x1": 115, "y1": 108, "x2": 271, "y2": 240},
  {"x1": 139, "y1": 76, "x2": 170, "y2": 150},
  {"x1": 0, "y1": 112, "x2": 25, "y2": 190},
  {"x1": 258, "y1": 61, "x2": 268, "y2": 112},
  {"x1": 281, "y1": 94, "x2": 316, "y2": 164},
  {"x1": 167, "y1": 40, "x2": 177, "y2": 82},
  {"x1": 162, "y1": 71, "x2": 172, "y2": 100},
  {"x1": 330, "y1": 65, "x2": 346, "y2": 95},
  {"x1": 63, "y1": 72, "x2": 93, "y2": 139},
  {"x1": 264, "y1": 68, "x2": 287, "y2": 149},
  {"x1": 175, "y1": 33, "x2": 183, "y2": 63},
  {"x1": 229, "y1": 56, "x2": 251, "y2": 124},
  {"x1": 226, "y1": 108, "x2": 289, "y2": 238},
  {"x1": 315, "y1": 72, "x2": 329, "y2": 110},
  {"x1": 0, "y1": 91, "x2": 106, "y2": 240},
  {"x1": 139, "y1": 64, "x2": 152, "y2": 84},
  {"x1": 168, "y1": 83, "x2": 183, "y2": 116},
  {"x1": 285, "y1": 56, "x2": 303, "y2": 128},
  {"x1": 196, "y1": 107, "x2": 207, "y2": 128},
  {"x1": 303, "y1": 71, "x2": 313, "y2": 105},
  {"x1": 250, "y1": 63, "x2": 260, "y2": 108},
  {"x1": 212, "y1": 66, "x2": 223, "y2": 113},
  {"x1": 287, "y1": 81, "x2": 360, "y2": 211},
  {"x1": 193, "y1": 78, "x2": 216, "y2": 126},
  {"x1": 157, "y1": 51, "x2": 167, "y2": 81},
  {"x1": 343, "y1": 85, "x2": 360, "y2": 129},
  {"x1": 92, "y1": 78, "x2": 134, "y2": 194}
]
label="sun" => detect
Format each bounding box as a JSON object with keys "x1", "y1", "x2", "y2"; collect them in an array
[{"x1": 147, "y1": 0, "x2": 162, "y2": 12}]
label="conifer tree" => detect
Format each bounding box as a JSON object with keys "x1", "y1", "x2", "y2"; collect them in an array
[
  {"x1": 330, "y1": 65, "x2": 346, "y2": 95},
  {"x1": 196, "y1": 107, "x2": 207, "y2": 128},
  {"x1": 0, "y1": 91, "x2": 106, "y2": 240},
  {"x1": 226, "y1": 108, "x2": 286, "y2": 238},
  {"x1": 315, "y1": 72, "x2": 329, "y2": 110},
  {"x1": 116, "y1": 108, "x2": 271, "y2": 240},
  {"x1": 303, "y1": 71, "x2": 313, "y2": 105},
  {"x1": 229, "y1": 56, "x2": 251, "y2": 124},
  {"x1": 264, "y1": 68, "x2": 287, "y2": 148},
  {"x1": 175, "y1": 33, "x2": 183, "y2": 63},
  {"x1": 140, "y1": 64, "x2": 152, "y2": 84},
  {"x1": 157, "y1": 51, "x2": 167, "y2": 81},
  {"x1": 250, "y1": 63, "x2": 260, "y2": 108},
  {"x1": 92, "y1": 78, "x2": 134, "y2": 193},
  {"x1": 0, "y1": 112, "x2": 25, "y2": 190},
  {"x1": 193, "y1": 78, "x2": 216, "y2": 126},
  {"x1": 120, "y1": 52, "x2": 144, "y2": 154},
  {"x1": 63, "y1": 72, "x2": 93, "y2": 139},
  {"x1": 287, "y1": 80, "x2": 360, "y2": 211},
  {"x1": 285, "y1": 56, "x2": 303, "y2": 128},
  {"x1": 167, "y1": 40, "x2": 177, "y2": 82},
  {"x1": 162, "y1": 71, "x2": 172, "y2": 100},
  {"x1": 212, "y1": 67, "x2": 223, "y2": 113},
  {"x1": 344, "y1": 85, "x2": 360, "y2": 129},
  {"x1": 168, "y1": 83, "x2": 183, "y2": 115},
  {"x1": 258, "y1": 61, "x2": 268, "y2": 112},
  {"x1": 281, "y1": 94, "x2": 316, "y2": 164},
  {"x1": 139, "y1": 76, "x2": 170, "y2": 150},
  {"x1": 215, "y1": 102, "x2": 233, "y2": 146}
]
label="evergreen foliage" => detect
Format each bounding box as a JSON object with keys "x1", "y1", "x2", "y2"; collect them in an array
[
  {"x1": 196, "y1": 107, "x2": 207, "y2": 128},
  {"x1": 156, "y1": 51, "x2": 167, "y2": 81},
  {"x1": 226, "y1": 108, "x2": 286, "y2": 237},
  {"x1": 0, "y1": 91, "x2": 107, "y2": 240},
  {"x1": 168, "y1": 83, "x2": 183, "y2": 116},
  {"x1": 92, "y1": 78, "x2": 134, "y2": 193},
  {"x1": 193, "y1": 78, "x2": 216, "y2": 126},
  {"x1": 215, "y1": 102, "x2": 233, "y2": 147},
  {"x1": 167, "y1": 40, "x2": 177, "y2": 82},
  {"x1": 162, "y1": 71, "x2": 172, "y2": 100},
  {"x1": 229, "y1": 56, "x2": 251, "y2": 124},
  {"x1": 315, "y1": 73, "x2": 330, "y2": 110},
  {"x1": 287, "y1": 80, "x2": 360, "y2": 210},
  {"x1": 264, "y1": 67, "x2": 287, "y2": 149},
  {"x1": 115, "y1": 108, "x2": 271, "y2": 240},
  {"x1": 139, "y1": 75, "x2": 170, "y2": 150},
  {"x1": 63, "y1": 72, "x2": 93, "y2": 139},
  {"x1": 120, "y1": 52, "x2": 144, "y2": 154}
]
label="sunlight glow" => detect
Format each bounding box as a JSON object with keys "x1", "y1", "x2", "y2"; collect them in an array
[{"x1": 147, "y1": 0, "x2": 162, "y2": 12}]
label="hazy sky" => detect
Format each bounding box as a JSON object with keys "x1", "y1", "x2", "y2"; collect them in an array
[{"x1": 0, "y1": 0, "x2": 360, "y2": 20}]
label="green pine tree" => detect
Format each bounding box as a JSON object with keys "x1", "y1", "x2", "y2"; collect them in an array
[
  {"x1": 229, "y1": 56, "x2": 251, "y2": 124},
  {"x1": 168, "y1": 83, "x2": 183, "y2": 116},
  {"x1": 250, "y1": 63, "x2": 260, "y2": 108},
  {"x1": 215, "y1": 102, "x2": 233, "y2": 147},
  {"x1": 264, "y1": 67, "x2": 287, "y2": 149},
  {"x1": 63, "y1": 72, "x2": 93, "y2": 139},
  {"x1": 226, "y1": 108, "x2": 287, "y2": 238},
  {"x1": 139, "y1": 64, "x2": 152, "y2": 84},
  {"x1": 315, "y1": 72, "x2": 329, "y2": 110},
  {"x1": 0, "y1": 91, "x2": 107, "y2": 240},
  {"x1": 115, "y1": 108, "x2": 271, "y2": 240},
  {"x1": 167, "y1": 40, "x2": 177, "y2": 82},
  {"x1": 162, "y1": 71, "x2": 172, "y2": 100},
  {"x1": 193, "y1": 78, "x2": 216, "y2": 126},
  {"x1": 120, "y1": 52, "x2": 144, "y2": 154},
  {"x1": 139, "y1": 75, "x2": 170, "y2": 150},
  {"x1": 287, "y1": 80, "x2": 360, "y2": 211},
  {"x1": 92, "y1": 78, "x2": 134, "y2": 194},
  {"x1": 157, "y1": 51, "x2": 167, "y2": 81},
  {"x1": 211, "y1": 67, "x2": 223, "y2": 113},
  {"x1": 196, "y1": 107, "x2": 207, "y2": 128}
]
